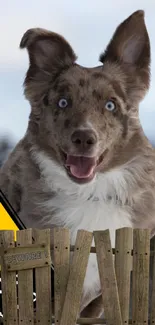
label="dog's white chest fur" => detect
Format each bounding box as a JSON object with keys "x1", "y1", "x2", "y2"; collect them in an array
[{"x1": 34, "y1": 151, "x2": 133, "y2": 307}]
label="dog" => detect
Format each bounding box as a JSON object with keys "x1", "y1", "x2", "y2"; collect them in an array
[{"x1": 1, "y1": 10, "x2": 155, "y2": 318}]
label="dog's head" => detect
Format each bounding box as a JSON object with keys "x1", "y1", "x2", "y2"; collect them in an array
[{"x1": 20, "y1": 10, "x2": 150, "y2": 184}]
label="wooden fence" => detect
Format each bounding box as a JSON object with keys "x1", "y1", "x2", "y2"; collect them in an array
[{"x1": 0, "y1": 227, "x2": 154, "y2": 325}]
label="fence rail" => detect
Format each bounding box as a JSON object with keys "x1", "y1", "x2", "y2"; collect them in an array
[{"x1": 0, "y1": 227, "x2": 154, "y2": 325}]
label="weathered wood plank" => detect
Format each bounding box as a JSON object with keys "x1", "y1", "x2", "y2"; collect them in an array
[
  {"x1": 0, "y1": 230, "x2": 18, "y2": 325},
  {"x1": 115, "y1": 227, "x2": 133, "y2": 324},
  {"x1": 51, "y1": 244, "x2": 155, "y2": 256},
  {"x1": 33, "y1": 229, "x2": 52, "y2": 325},
  {"x1": 59, "y1": 230, "x2": 93, "y2": 325},
  {"x1": 3, "y1": 243, "x2": 51, "y2": 271},
  {"x1": 17, "y1": 229, "x2": 34, "y2": 325},
  {"x1": 150, "y1": 236, "x2": 155, "y2": 323},
  {"x1": 132, "y1": 229, "x2": 150, "y2": 325},
  {"x1": 73, "y1": 317, "x2": 133, "y2": 324},
  {"x1": 54, "y1": 228, "x2": 70, "y2": 325},
  {"x1": 94, "y1": 230, "x2": 122, "y2": 325}
]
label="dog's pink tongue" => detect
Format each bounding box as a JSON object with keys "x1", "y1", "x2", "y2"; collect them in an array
[{"x1": 66, "y1": 155, "x2": 96, "y2": 178}]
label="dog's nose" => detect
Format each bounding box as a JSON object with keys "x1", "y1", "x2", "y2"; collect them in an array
[{"x1": 71, "y1": 129, "x2": 97, "y2": 149}]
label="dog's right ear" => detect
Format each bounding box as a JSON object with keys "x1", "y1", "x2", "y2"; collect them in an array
[
  {"x1": 20, "y1": 28, "x2": 77, "y2": 74},
  {"x1": 100, "y1": 10, "x2": 150, "y2": 103}
]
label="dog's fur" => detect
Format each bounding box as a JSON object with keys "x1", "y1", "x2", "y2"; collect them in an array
[{"x1": 1, "y1": 10, "x2": 155, "y2": 317}]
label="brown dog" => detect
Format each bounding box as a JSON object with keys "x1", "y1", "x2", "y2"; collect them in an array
[{"x1": 0, "y1": 10, "x2": 155, "y2": 317}]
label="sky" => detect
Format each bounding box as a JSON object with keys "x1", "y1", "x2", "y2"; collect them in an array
[{"x1": 0, "y1": 0, "x2": 155, "y2": 144}]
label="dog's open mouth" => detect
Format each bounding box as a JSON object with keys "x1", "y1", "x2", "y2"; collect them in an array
[
  {"x1": 61, "y1": 151, "x2": 104, "y2": 183},
  {"x1": 66, "y1": 155, "x2": 97, "y2": 182}
]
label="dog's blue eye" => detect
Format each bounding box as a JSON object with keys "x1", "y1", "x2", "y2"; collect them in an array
[
  {"x1": 105, "y1": 100, "x2": 116, "y2": 111},
  {"x1": 58, "y1": 98, "x2": 68, "y2": 108}
]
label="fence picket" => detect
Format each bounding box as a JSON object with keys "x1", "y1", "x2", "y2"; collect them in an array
[
  {"x1": 0, "y1": 230, "x2": 18, "y2": 325},
  {"x1": 54, "y1": 228, "x2": 70, "y2": 325},
  {"x1": 132, "y1": 229, "x2": 150, "y2": 324},
  {"x1": 59, "y1": 230, "x2": 93, "y2": 325},
  {"x1": 94, "y1": 230, "x2": 122, "y2": 325},
  {"x1": 33, "y1": 229, "x2": 52, "y2": 325},
  {"x1": 150, "y1": 236, "x2": 155, "y2": 323},
  {"x1": 17, "y1": 229, "x2": 34, "y2": 325},
  {"x1": 115, "y1": 227, "x2": 133, "y2": 324}
]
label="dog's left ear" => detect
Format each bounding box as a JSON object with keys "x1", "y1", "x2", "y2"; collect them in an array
[
  {"x1": 100, "y1": 10, "x2": 150, "y2": 93},
  {"x1": 20, "y1": 28, "x2": 77, "y2": 74}
]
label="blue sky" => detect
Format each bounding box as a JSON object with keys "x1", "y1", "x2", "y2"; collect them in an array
[{"x1": 0, "y1": 0, "x2": 155, "y2": 144}]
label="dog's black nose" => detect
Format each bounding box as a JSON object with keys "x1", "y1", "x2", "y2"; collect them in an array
[{"x1": 71, "y1": 129, "x2": 97, "y2": 149}]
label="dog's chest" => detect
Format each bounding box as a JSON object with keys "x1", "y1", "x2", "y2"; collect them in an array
[{"x1": 45, "y1": 193, "x2": 132, "y2": 247}]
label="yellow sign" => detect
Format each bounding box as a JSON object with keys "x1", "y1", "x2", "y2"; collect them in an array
[
  {"x1": 0, "y1": 190, "x2": 25, "y2": 240},
  {"x1": 0, "y1": 203, "x2": 19, "y2": 238}
]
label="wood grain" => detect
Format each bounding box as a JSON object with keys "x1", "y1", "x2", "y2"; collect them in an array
[
  {"x1": 150, "y1": 235, "x2": 155, "y2": 323},
  {"x1": 132, "y1": 229, "x2": 150, "y2": 324},
  {"x1": 54, "y1": 228, "x2": 70, "y2": 325},
  {"x1": 94, "y1": 230, "x2": 122, "y2": 325},
  {"x1": 60, "y1": 230, "x2": 93, "y2": 325},
  {"x1": 0, "y1": 230, "x2": 18, "y2": 325},
  {"x1": 17, "y1": 229, "x2": 34, "y2": 325},
  {"x1": 33, "y1": 229, "x2": 52, "y2": 325},
  {"x1": 115, "y1": 227, "x2": 133, "y2": 324}
]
